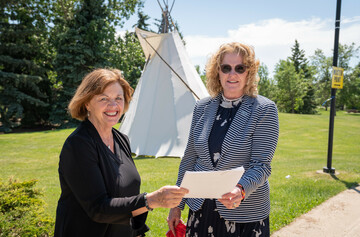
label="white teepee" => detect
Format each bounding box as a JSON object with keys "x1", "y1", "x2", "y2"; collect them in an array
[{"x1": 119, "y1": 28, "x2": 209, "y2": 157}]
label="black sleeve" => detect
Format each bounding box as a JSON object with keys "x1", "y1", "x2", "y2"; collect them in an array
[
  {"x1": 132, "y1": 212, "x2": 150, "y2": 236},
  {"x1": 59, "y1": 133, "x2": 146, "y2": 224}
]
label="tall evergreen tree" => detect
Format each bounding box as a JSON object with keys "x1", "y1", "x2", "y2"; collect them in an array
[
  {"x1": 300, "y1": 79, "x2": 317, "y2": 114},
  {"x1": 51, "y1": 0, "x2": 140, "y2": 126},
  {"x1": 0, "y1": 0, "x2": 53, "y2": 132},
  {"x1": 289, "y1": 40, "x2": 306, "y2": 74},
  {"x1": 132, "y1": 9, "x2": 150, "y2": 31},
  {"x1": 289, "y1": 40, "x2": 317, "y2": 114}
]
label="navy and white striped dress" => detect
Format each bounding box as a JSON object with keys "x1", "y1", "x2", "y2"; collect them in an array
[{"x1": 176, "y1": 93, "x2": 279, "y2": 236}]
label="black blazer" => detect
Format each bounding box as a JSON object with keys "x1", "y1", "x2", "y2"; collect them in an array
[{"x1": 54, "y1": 119, "x2": 148, "y2": 237}]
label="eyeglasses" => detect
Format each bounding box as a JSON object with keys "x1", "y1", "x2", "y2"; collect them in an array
[{"x1": 220, "y1": 64, "x2": 248, "y2": 74}]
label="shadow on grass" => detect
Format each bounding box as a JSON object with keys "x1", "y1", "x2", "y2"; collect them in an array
[{"x1": 330, "y1": 174, "x2": 360, "y2": 193}]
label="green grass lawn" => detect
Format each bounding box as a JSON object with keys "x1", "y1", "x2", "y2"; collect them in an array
[{"x1": 0, "y1": 109, "x2": 359, "y2": 236}]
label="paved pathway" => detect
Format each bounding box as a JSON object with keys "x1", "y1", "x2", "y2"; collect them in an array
[{"x1": 272, "y1": 185, "x2": 360, "y2": 237}]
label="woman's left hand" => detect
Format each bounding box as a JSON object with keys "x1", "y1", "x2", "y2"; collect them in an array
[{"x1": 218, "y1": 186, "x2": 243, "y2": 209}]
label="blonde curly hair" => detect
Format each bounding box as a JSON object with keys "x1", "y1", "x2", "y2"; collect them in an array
[{"x1": 206, "y1": 42, "x2": 260, "y2": 98}]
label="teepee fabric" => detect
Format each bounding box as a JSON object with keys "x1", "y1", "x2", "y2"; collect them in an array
[{"x1": 119, "y1": 28, "x2": 209, "y2": 157}]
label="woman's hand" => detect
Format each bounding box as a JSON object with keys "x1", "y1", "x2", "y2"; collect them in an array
[
  {"x1": 146, "y1": 186, "x2": 188, "y2": 209},
  {"x1": 132, "y1": 186, "x2": 187, "y2": 217},
  {"x1": 167, "y1": 207, "x2": 182, "y2": 236},
  {"x1": 218, "y1": 186, "x2": 243, "y2": 209}
]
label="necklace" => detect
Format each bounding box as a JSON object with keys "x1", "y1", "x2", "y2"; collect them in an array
[{"x1": 101, "y1": 135, "x2": 113, "y2": 150}]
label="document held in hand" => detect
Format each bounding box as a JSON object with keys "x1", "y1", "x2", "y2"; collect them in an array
[{"x1": 180, "y1": 166, "x2": 245, "y2": 199}]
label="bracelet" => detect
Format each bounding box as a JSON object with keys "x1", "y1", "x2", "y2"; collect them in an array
[
  {"x1": 144, "y1": 193, "x2": 153, "y2": 211},
  {"x1": 236, "y1": 184, "x2": 246, "y2": 201}
]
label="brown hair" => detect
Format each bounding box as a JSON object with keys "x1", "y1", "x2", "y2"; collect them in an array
[
  {"x1": 205, "y1": 42, "x2": 260, "y2": 97},
  {"x1": 68, "y1": 68, "x2": 134, "y2": 121}
]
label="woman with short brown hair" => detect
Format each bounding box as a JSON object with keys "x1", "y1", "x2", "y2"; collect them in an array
[{"x1": 55, "y1": 68, "x2": 188, "y2": 237}]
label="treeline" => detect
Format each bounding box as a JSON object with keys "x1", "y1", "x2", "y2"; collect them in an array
[
  {"x1": 1, "y1": 1, "x2": 359, "y2": 132},
  {"x1": 0, "y1": 0, "x2": 147, "y2": 132},
  {"x1": 257, "y1": 40, "x2": 360, "y2": 114}
]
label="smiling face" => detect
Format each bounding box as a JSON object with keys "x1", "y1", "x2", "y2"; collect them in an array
[
  {"x1": 86, "y1": 82, "x2": 124, "y2": 131},
  {"x1": 219, "y1": 53, "x2": 248, "y2": 99}
]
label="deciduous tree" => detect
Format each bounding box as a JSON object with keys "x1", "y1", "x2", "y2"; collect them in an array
[
  {"x1": 274, "y1": 60, "x2": 306, "y2": 113},
  {"x1": 310, "y1": 49, "x2": 333, "y2": 110},
  {"x1": 336, "y1": 43, "x2": 359, "y2": 110},
  {"x1": 258, "y1": 63, "x2": 276, "y2": 100},
  {"x1": 111, "y1": 31, "x2": 145, "y2": 89}
]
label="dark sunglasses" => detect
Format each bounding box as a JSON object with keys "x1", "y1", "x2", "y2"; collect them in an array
[{"x1": 220, "y1": 64, "x2": 248, "y2": 74}]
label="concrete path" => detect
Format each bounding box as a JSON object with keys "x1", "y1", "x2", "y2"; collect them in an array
[{"x1": 272, "y1": 185, "x2": 360, "y2": 237}]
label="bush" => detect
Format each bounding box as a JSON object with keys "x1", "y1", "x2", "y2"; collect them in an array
[{"x1": 0, "y1": 178, "x2": 54, "y2": 236}]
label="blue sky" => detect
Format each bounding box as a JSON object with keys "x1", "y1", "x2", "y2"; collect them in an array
[{"x1": 120, "y1": 0, "x2": 360, "y2": 75}]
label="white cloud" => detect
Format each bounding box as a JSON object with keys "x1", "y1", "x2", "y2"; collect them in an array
[
  {"x1": 342, "y1": 16, "x2": 360, "y2": 24},
  {"x1": 184, "y1": 17, "x2": 360, "y2": 75}
]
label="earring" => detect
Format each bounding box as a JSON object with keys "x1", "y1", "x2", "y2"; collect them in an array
[{"x1": 87, "y1": 111, "x2": 90, "y2": 117}]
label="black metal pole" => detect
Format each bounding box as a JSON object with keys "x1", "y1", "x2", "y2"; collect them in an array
[{"x1": 324, "y1": 0, "x2": 342, "y2": 174}]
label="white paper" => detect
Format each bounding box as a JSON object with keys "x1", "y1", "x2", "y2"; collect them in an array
[{"x1": 180, "y1": 167, "x2": 245, "y2": 198}]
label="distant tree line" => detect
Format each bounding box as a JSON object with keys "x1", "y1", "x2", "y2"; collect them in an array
[
  {"x1": 196, "y1": 39, "x2": 359, "y2": 115},
  {"x1": 1, "y1": 0, "x2": 359, "y2": 132},
  {"x1": 258, "y1": 40, "x2": 359, "y2": 114}
]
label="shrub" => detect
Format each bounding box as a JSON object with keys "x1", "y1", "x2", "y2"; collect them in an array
[{"x1": 0, "y1": 178, "x2": 54, "y2": 236}]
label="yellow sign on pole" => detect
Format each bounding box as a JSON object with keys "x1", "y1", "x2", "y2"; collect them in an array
[{"x1": 332, "y1": 66, "x2": 344, "y2": 89}]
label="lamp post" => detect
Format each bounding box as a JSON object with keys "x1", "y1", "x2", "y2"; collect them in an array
[{"x1": 323, "y1": 0, "x2": 342, "y2": 174}]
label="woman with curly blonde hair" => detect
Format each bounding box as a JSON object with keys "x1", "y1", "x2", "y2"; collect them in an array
[
  {"x1": 206, "y1": 42, "x2": 260, "y2": 98},
  {"x1": 168, "y1": 42, "x2": 279, "y2": 237}
]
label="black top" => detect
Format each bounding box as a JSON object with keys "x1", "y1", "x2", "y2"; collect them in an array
[
  {"x1": 208, "y1": 95, "x2": 242, "y2": 167},
  {"x1": 54, "y1": 119, "x2": 148, "y2": 237}
]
